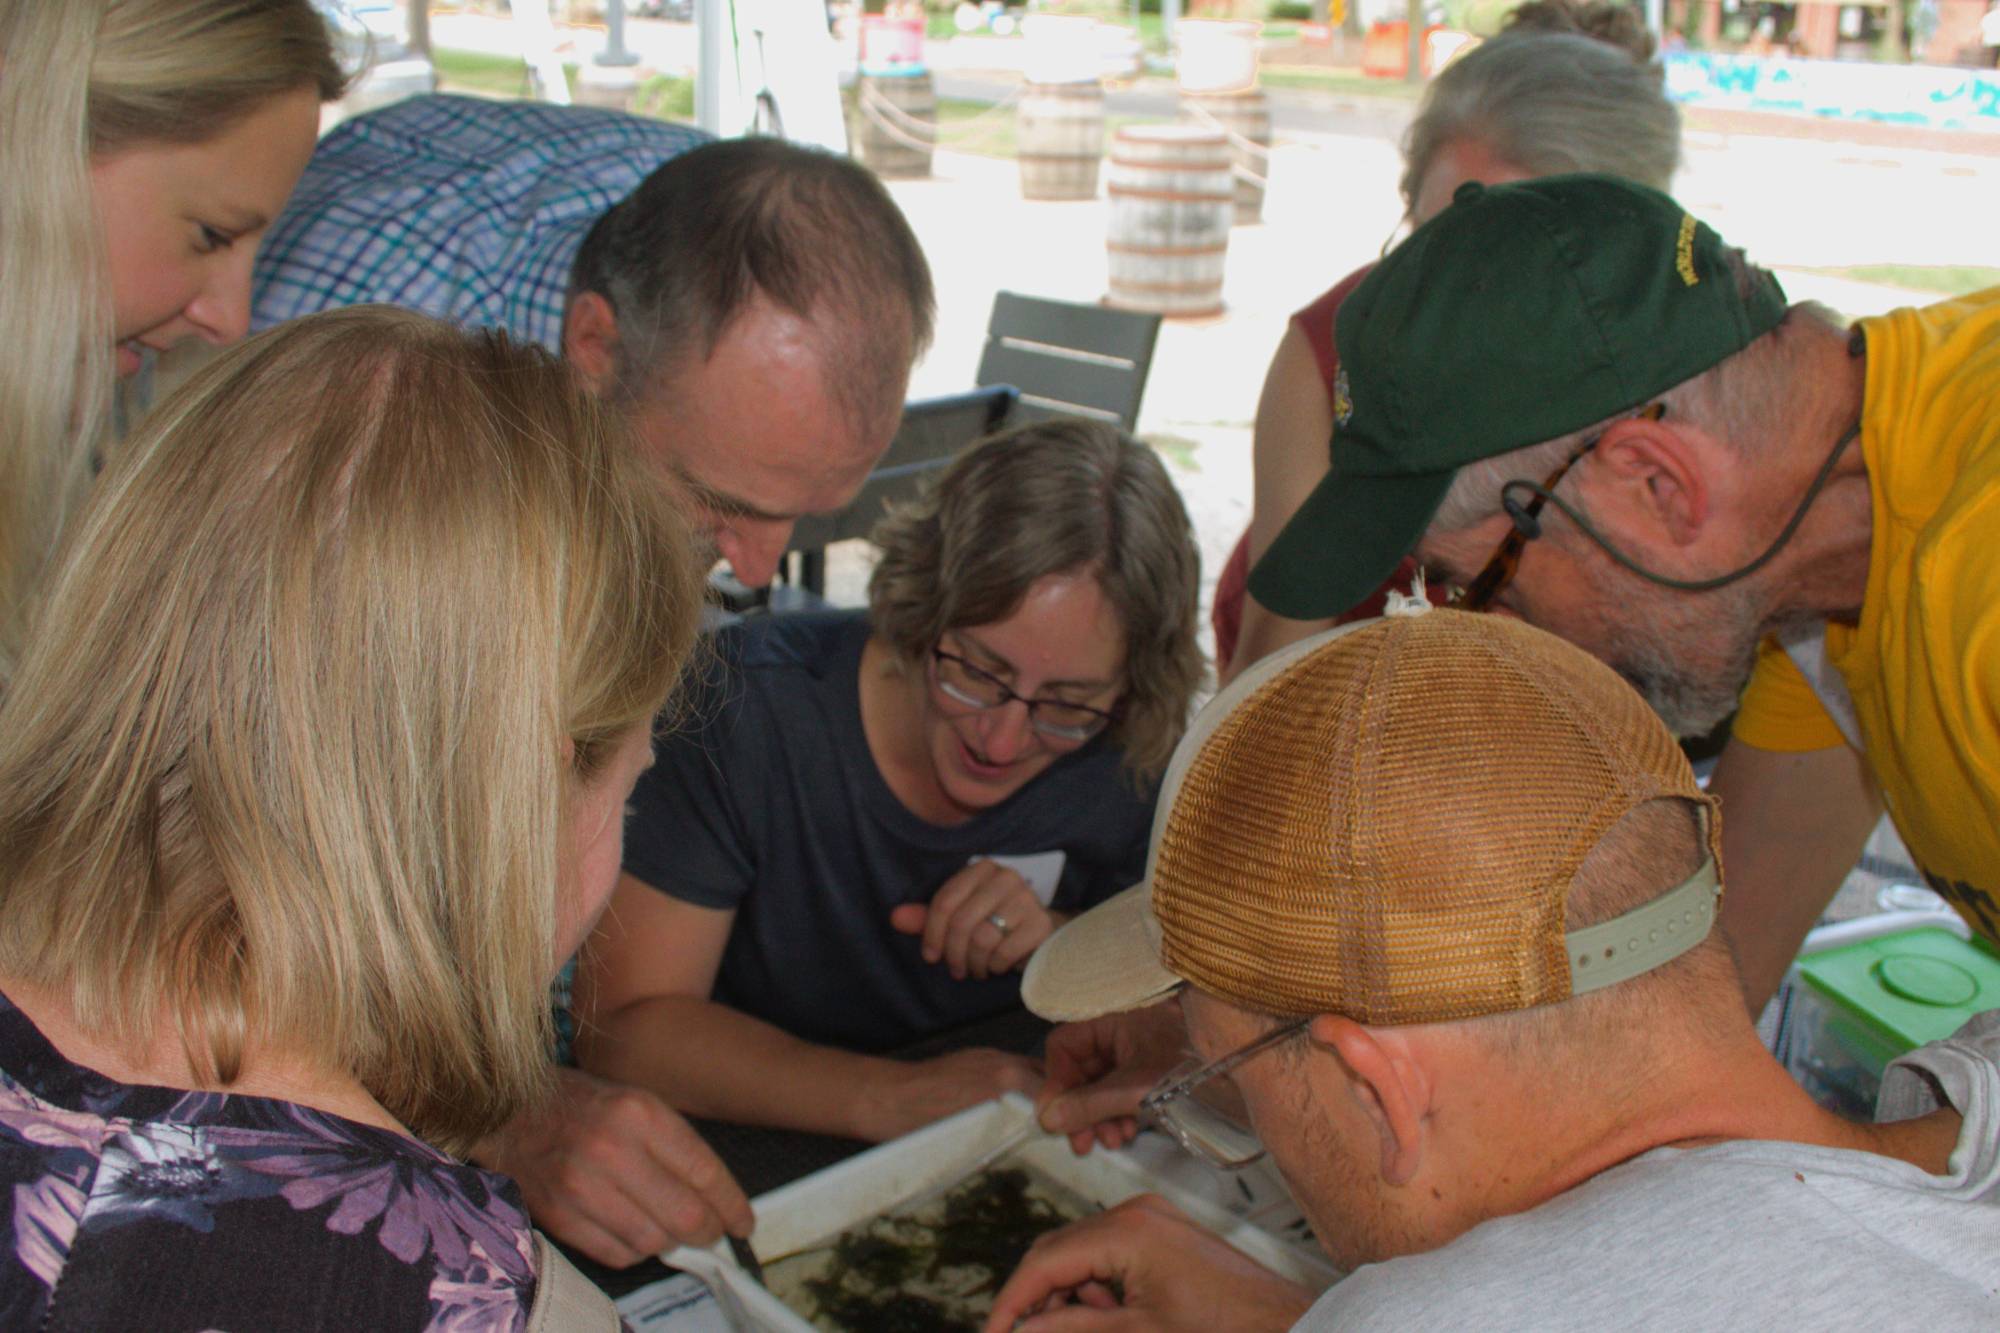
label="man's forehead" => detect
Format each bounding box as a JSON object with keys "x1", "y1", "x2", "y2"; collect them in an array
[{"x1": 636, "y1": 367, "x2": 890, "y2": 521}]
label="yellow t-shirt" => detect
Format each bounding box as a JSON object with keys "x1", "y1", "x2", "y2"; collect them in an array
[{"x1": 1733, "y1": 288, "x2": 2000, "y2": 944}]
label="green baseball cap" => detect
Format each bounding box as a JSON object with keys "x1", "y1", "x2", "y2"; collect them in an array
[{"x1": 1248, "y1": 174, "x2": 1787, "y2": 621}]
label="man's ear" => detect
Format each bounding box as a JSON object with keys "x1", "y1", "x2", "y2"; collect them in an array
[
  {"x1": 1311, "y1": 1015, "x2": 1432, "y2": 1187},
  {"x1": 1579, "y1": 413, "x2": 1712, "y2": 548},
  {"x1": 562, "y1": 291, "x2": 621, "y2": 395}
]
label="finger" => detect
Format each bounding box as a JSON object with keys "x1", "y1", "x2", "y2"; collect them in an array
[
  {"x1": 984, "y1": 1225, "x2": 1131, "y2": 1331},
  {"x1": 1041, "y1": 1022, "x2": 1117, "y2": 1099},
  {"x1": 889, "y1": 902, "x2": 928, "y2": 937},
  {"x1": 1016, "y1": 1308, "x2": 1151, "y2": 1332},
  {"x1": 987, "y1": 904, "x2": 1053, "y2": 976},
  {"x1": 924, "y1": 861, "x2": 996, "y2": 963},
  {"x1": 1092, "y1": 1117, "x2": 1138, "y2": 1152},
  {"x1": 952, "y1": 870, "x2": 1037, "y2": 980},
  {"x1": 939, "y1": 867, "x2": 1010, "y2": 976},
  {"x1": 997, "y1": 1052, "x2": 1045, "y2": 1096},
  {"x1": 965, "y1": 917, "x2": 1011, "y2": 982},
  {"x1": 521, "y1": 1156, "x2": 689, "y2": 1268},
  {"x1": 1039, "y1": 1076, "x2": 1155, "y2": 1138},
  {"x1": 530, "y1": 1199, "x2": 658, "y2": 1270},
  {"x1": 642, "y1": 1106, "x2": 755, "y2": 1239}
]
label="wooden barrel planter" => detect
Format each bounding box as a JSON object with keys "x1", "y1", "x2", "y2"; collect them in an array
[
  {"x1": 1179, "y1": 89, "x2": 1271, "y2": 225},
  {"x1": 1105, "y1": 125, "x2": 1233, "y2": 319},
  {"x1": 856, "y1": 72, "x2": 935, "y2": 179},
  {"x1": 1017, "y1": 81, "x2": 1106, "y2": 200}
]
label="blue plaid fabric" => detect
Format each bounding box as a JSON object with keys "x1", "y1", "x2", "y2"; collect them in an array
[{"x1": 253, "y1": 94, "x2": 711, "y2": 351}]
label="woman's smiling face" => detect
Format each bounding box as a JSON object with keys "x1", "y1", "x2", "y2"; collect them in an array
[
  {"x1": 89, "y1": 85, "x2": 321, "y2": 375},
  {"x1": 921, "y1": 571, "x2": 1127, "y2": 819}
]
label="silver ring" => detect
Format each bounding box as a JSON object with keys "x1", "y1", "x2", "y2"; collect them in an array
[{"x1": 987, "y1": 912, "x2": 1011, "y2": 935}]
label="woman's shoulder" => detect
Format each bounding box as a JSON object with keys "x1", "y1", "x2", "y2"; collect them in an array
[{"x1": 0, "y1": 995, "x2": 539, "y2": 1332}]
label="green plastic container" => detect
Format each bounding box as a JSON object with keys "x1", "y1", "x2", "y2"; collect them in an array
[{"x1": 1787, "y1": 926, "x2": 2000, "y2": 1116}]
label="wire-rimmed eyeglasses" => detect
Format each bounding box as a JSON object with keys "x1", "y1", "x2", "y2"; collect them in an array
[
  {"x1": 1139, "y1": 1017, "x2": 1310, "y2": 1171},
  {"x1": 929, "y1": 647, "x2": 1119, "y2": 744}
]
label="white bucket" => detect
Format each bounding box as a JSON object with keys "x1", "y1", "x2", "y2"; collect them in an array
[
  {"x1": 1175, "y1": 18, "x2": 1262, "y2": 94},
  {"x1": 1022, "y1": 14, "x2": 1102, "y2": 85}
]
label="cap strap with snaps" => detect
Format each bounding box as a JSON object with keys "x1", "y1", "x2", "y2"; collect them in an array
[{"x1": 1567, "y1": 858, "x2": 1721, "y2": 995}]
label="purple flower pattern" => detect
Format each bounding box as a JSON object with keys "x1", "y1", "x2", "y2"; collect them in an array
[{"x1": 0, "y1": 993, "x2": 539, "y2": 1331}]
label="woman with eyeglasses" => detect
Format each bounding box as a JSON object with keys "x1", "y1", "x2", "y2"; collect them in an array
[
  {"x1": 1213, "y1": 0, "x2": 1680, "y2": 684},
  {"x1": 573, "y1": 418, "x2": 1204, "y2": 1144}
]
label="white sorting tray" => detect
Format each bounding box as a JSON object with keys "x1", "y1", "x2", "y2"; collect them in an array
[{"x1": 663, "y1": 1091, "x2": 1338, "y2": 1331}]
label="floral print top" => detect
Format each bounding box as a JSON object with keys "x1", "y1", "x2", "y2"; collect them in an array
[{"x1": 0, "y1": 991, "x2": 539, "y2": 1331}]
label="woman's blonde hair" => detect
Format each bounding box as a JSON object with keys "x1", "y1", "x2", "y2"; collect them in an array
[
  {"x1": 0, "y1": 306, "x2": 703, "y2": 1155},
  {"x1": 868, "y1": 418, "x2": 1205, "y2": 781},
  {"x1": 0, "y1": 0, "x2": 344, "y2": 686}
]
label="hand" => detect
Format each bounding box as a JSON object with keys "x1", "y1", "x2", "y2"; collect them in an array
[
  {"x1": 1036, "y1": 1000, "x2": 1186, "y2": 1154},
  {"x1": 858, "y1": 1046, "x2": 1044, "y2": 1142},
  {"x1": 890, "y1": 860, "x2": 1057, "y2": 982},
  {"x1": 471, "y1": 1067, "x2": 754, "y2": 1268},
  {"x1": 981, "y1": 1195, "x2": 1314, "y2": 1332}
]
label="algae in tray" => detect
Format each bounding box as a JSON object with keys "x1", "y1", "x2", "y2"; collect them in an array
[{"x1": 764, "y1": 1162, "x2": 1099, "y2": 1332}]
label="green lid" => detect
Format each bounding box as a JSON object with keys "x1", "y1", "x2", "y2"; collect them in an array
[{"x1": 1797, "y1": 927, "x2": 2000, "y2": 1054}]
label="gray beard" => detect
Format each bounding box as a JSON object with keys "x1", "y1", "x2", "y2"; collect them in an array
[{"x1": 1599, "y1": 586, "x2": 1820, "y2": 739}]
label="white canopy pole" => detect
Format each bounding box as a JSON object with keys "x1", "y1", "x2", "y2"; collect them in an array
[
  {"x1": 697, "y1": 0, "x2": 732, "y2": 133},
  {"x1": 508, "y1": 0, "x2": 572, "y2": 104}
]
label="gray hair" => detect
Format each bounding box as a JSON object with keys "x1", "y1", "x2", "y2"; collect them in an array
[
  {"x1": 1432, "y1": 256, "x2": 1831, "y2": 536},
  {"x1": 566, "y1": 136, "x2": 935, "y2": 429},
  {"x1": 1399, "y1": 29, "x2": 1681, "y2": 217}
]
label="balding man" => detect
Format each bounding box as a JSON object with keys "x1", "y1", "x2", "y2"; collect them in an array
[
  {"x1": 255, "y1": 96, "x2": 936, "y2": 1267},
  {"x1": 255, "y1": 94, "x2": 934, "y2": 587},
  {"x1": 994, "y1": 606, "x2": 2000, "y2": 1330}
]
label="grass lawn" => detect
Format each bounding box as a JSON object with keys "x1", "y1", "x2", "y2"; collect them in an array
[
  {"x1": 1801, "y1": 264, "x2": 2000, "y2": 296},
  {"x1": 872, "y1": 95, "x2": 1156, "y2": 159},
  {"x1": 1256, "y1": 65, "x2": 1423, "y2": 97},
  {"x1": 433, "y1": 47, "x2": 696, "y2": 122},
  {"x1": 433, "y1": 46, "x2": 558, "y2": 99}
]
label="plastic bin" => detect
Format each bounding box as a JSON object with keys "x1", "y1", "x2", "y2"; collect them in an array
[{"x1": 1786, "y1": 924, "x2": 2000, "y2": 1118}]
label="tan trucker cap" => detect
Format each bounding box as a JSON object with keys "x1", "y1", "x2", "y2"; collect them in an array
[{"x1": 1023, "y1": 600, "x2": 1723, "y2": 1025}]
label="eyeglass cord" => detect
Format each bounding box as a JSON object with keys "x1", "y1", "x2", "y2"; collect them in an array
[{"x1": 1496, "y1": 417, "x2": 1860, "y2": 594}]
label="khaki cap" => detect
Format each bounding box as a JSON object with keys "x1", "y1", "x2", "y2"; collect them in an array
[{"x1": 1024, "y1": 602, "x2": 1722, "y2": 1025}]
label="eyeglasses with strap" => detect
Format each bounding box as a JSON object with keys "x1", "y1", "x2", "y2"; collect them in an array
[{"x1": 1450, "y1": 403, "x2": 1668, "y2": 613}]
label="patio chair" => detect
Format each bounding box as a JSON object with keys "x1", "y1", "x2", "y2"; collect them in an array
[
  {"x1": 974, "y1": 291, "x2": 1162, "y2": 432},
  {"x1": 759, "y1": 383, "x2": 1021, "y2": 603}
]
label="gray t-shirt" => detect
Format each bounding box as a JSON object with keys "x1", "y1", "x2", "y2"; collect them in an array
[{"x1": 1299, "y1": 1014, "x2": 2000, "y2": 1330}]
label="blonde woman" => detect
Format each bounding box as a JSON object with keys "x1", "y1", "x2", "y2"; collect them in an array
[
  {"x1": 578, "y1": 419, "x2": 1205, "y2": 1145},
  {"x1": 0, "y1": 307, "x2": 731, "y2": 1329},
  {"x1": 0, "y1": 0, "x2": 342, "y2": 682}
]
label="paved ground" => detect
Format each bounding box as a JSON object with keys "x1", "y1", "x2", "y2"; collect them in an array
[
  {"x1": 425, "y1": 10, "x2": 2000, "y2": 656},
  {"x1": 859, "y1": 96, "x2": 1997, "y2": 647}
]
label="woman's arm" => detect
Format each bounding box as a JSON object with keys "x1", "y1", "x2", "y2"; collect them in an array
[
  {"x1": 1225, "y1": 324, "x2": 1342, "y2": 684},
  {"x1": 574, "y1": 873, "x2": 1039, "y2": 1143}
]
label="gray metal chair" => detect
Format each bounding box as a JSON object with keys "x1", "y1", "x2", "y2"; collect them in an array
[
  {"x1": 974, "y1": 291, "x2": 1162, "y2": 432},
  {"x1": 779, "y1": 384, "x2": 1020, "y2": 600}
]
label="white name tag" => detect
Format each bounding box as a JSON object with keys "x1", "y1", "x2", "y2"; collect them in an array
[{"x1": 972, "y1": 851, "x2": 1068, "y2": 906}]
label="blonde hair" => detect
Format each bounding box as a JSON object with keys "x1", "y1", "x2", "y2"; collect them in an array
[
  {"x1": 0, "y1": 0, "x2": 344, "y2": 688},
  {"x1": 0, "y1": 307, "x2": 703, "y2": 1154},
  {"x1": 868, "y1": 418, "x2": 1206, "y2": 781}
]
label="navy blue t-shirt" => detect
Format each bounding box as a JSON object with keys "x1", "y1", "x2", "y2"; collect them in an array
[{"x1": 621, "y1": 611, "x2": 1155, "y2": 1053}]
